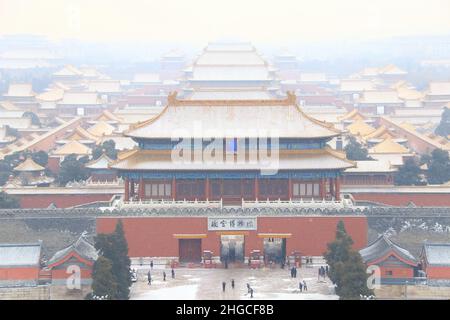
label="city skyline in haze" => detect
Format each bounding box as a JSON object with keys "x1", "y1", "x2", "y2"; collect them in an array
[{"x1": 1, "y1": 0, "x2": 450, "y2": 47}]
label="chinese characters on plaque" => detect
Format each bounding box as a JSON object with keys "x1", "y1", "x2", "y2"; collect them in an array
[{"x1": 208, "y1": 217, "x2": 257, "y2": 231}]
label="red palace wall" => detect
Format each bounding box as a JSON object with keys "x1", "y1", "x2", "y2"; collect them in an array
[
  {"x1": 351, "y1": 193, "x2": 450, "y2": 207},
  {"x1": 378, "y1": 265, "x2": 415, "y2": 279},
  {"x1": 0, "y1": 267, "x2": 40, "y2": 281},
  {"x1": 425, "y1": 266, "x2": 450, "y2": 279},
  {"x1": 18, "y1": 193, "x2": 115, "y2": 208},
  {"x1": 96, "y1": 216, "x2": 368, "y2": 258}
]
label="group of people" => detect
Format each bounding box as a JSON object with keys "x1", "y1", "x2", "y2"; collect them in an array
[
  {"x1": 290, "y1": 266, "x2": 298, "y2": 278},
  {"x1": 299, "y1": 280, "x2": 308, "y2": 292},
  {"x1": 146, "y1": 261, "x2": 176, "y2": 285},
  {"x1": 318, "y1": 265, "x2": 329, "y2": 282},
  {"x1": 221, "y1": 279, "x2": 254, "y2": 298}
]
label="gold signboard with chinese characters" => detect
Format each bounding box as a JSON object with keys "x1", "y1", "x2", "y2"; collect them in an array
[{"x1": 207, "y1": 217, "x2": 257, "y2": 231}]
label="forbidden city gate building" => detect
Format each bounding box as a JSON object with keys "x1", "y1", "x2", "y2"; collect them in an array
[
  {"x1": 107, "y1": 92, "x2": 360, "y2": 264},
  {"x1": 112, "y1": 92, "x2": 353, "y2": 205}
]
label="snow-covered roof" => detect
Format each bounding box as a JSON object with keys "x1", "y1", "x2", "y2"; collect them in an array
[
  {"x1": 4, "y1": 83, "x2": 35, "y2": 97},
  {"x1": 126, "y1": 93, "x2": 340, "y2": 139},
  {"x1": 132, "y1": 73, "x2": 161, "y2": 84},
  {"x1": 47, "y1": 234, "x2": 98, "y2": 267},
  {"x1": 345, "y1": 160, "x2": 396, "y2": 173},
  {"x1": 13, "y1": 157, "x2": 45, "y2": 172},
  {"x1": 427, "y1": 82, "x2": 450, "y2": 96},
  {"x1": 191, "y1": 66, "x2": 272, "y2": 81},
  {"x1": 0, "y1": 243, "x2": 41, "y2": 267},
  {"x1": 59, "y1": 92, "x2": 101, "y2": 105},
  {"x1": 88, "y1": 80, "x2": 122, "y2": 93},
  {"x1": 422, "y1": 243, "x2": 450, "y2": 266},
  {"x1": 359, "y1": 235, "x2": 417, "y2": 265},
  {"x1": 53, "y1": 65, "x2": 83, "y2": 77},
  {"x1": 188, "y1": 90, "x2": 273, "y2": 100},
  {"x1": 358, "y1": 90, "x2": 402, "y2": 104},
  {"x1": 52, "y1": 140, "x2": 91, "y2": 156},
  {"x1": 85, "y1": 153, "x2": 113, "y2": 170},
  {"x1": 339, "y1": 80, "x2": 375, "y2": 92},
  {"x1": 36, "y1": 88, "x2": 65, "y2": 102}
]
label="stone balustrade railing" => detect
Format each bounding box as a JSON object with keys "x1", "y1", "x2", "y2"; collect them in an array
[
  {"x1": 241, "y1": 198, "x2": 353, "y2": 209},
  {"x1": 116, "y1": 198, "x2": 223, "y2": 209}
]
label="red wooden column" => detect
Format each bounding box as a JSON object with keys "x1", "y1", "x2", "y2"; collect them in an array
[
  {"x1": 320, "y1": 178, "x2": 326, "y2": 200},
  {"x1": 335, "y1": 176, "x2": 341, "y2": 201},
  {"x1": 205, "y1": 177, "x2": 210, "y2": 200},
  {"x1": 330, "y1": 178, "x2": 335, "y2": 199},
  {"x1": 139, "y1": 178, "x2": 144, "y2": 200},
  {"x1": 254, "y1": 176, "x2": 259, "y2": 200},
  {"x1": 124, "y1": 178, "x2": 130, "y2": 202},
  {"x1": 130, "y1": 180, "x2": 135, "y2": 198},
  {"x1": 172, "y1": 177, "x2": 176, "y2": 200},
  {"x1": 288, "y1": 177, "x2": 292, "y2": 199}
]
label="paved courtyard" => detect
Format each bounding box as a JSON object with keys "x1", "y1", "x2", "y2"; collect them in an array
[{"x1": 130, "y1": 265, "x2": 338, "y2": 300}]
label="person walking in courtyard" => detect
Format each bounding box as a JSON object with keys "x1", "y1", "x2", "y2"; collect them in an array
[
  {"x1": 250, "y1": 288, "x2": 254, "y2": 298},
  {"x1": 231, "y1": 279, "x2": 235, "y2": 289},
  {"x1": 171, "y1": 268, "x2": 175, "y2": 279},
  {"x1": 290, "y1": 267, "x2": 294, "y2": 278},
  {"x1": 150, "y1": 260, "x2": 153, "y2": 269},
  {"x1": 294, "y1": 266, "x2": 297, "y2": 278},
  {"x1": 303, "y1": 280, "x2": 308, "y2": 291},
  {"x1": 222, "y1": 281, "x2": 226, "y2": 292},
  {"x1": 147, "y1": 271, "x2": 152, "y2": 285},
  {"x1": 247, "y1": 283, "x2": 251, "y2": 294},
  {"x1": 163, "y1": 271, "x2": 166, "y2": 281},
  {"x1": 325, "y1": 265, "x2": 329, "y2": 277},
  {"x1": 299, "y1": 281, "x2": 303, "y2": 292}
]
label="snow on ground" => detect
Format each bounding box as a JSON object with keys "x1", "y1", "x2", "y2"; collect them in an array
[
  {"x1": 133, "y1": 284, "x2": 199, "y2": 300},
  {"x1": 130, "y1": 266, "x2": 338, "y2": 300}
]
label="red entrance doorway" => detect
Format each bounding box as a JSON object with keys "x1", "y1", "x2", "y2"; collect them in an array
[{"x1": 179, "y1": 239, "x2": 202, "y2": 263}]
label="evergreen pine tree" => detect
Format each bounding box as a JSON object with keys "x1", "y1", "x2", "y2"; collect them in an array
[
  {"x1": 344, "y1": 136, "x2": 371, "y2": 161},
  {"x1": 394, "y1": 157, "x2": 423, "y2": 185},
  {"x1": 94, "y1": 220, "x2": 131, "y2": 300},
  {"x1": 324, "y1": 221, "x2": 373, "y2": 300},
  {"x1": 336, "y1": 251, "x2": 374, "y2": 299},
  {"x1": 91, "y1": 256, "x2": 118, "y2": 300},
  {"x1": 324, "y1": 221, "x2": 353, "y2": 285},
  {"x1": 112, "y1": 220, "x2": 132, "y2": 300},
  {"x1": 435, "y1": 107, "x2": 450, "y2": 137},
  {"x1": 427, "y1": 149, "x2": 450, "y2": 184}
]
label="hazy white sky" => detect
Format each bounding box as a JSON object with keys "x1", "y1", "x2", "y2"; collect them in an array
[{"x1": 1, "y1": 0, "x2": 450, "y2": 45}]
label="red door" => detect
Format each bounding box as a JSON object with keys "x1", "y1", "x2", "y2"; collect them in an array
[{"x1": 179, "y1": 239, "x2": 202, "y2": 263}]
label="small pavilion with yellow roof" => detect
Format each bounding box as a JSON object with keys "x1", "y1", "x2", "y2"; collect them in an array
[{"x1": 12, "y1": 157, "x2": 54, "y2": 187}]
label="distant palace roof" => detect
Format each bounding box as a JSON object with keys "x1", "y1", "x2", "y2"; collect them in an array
[
  {"x1": 35, "y1": 88, "x2": 65, "y2": 102},
  {"x1": 369, "y1": 138, "x2": 409, "y2": 154},
  {"x1": 85, "y1": 153, "x2": 113, "y2": 170},
  {"x1": 59, "y1": 92, "x2": 102, "y2": 105},
  {"x1": 125, "y1": 92, "x2": 340, "y2": 139},
  {"x1": 4, "y1": 83, "x2": 35, "y2": 97},
  {"x1": 52, "y1": 140, "x2": 91, "y2": 156},
  {"x1": 13, "y1": 157, "x2": 45, "y2": 172},
  {"x1": 346, "y1": 120, "x2": 376, "y2": 136},
  {"x1": 53, "y1": 65, "x2": 83, "y2": 77},
  {"x1": 87, "y1": 121, "x2": 116, "y2": 137},
  {"x1": 188, "y1": 42, "x2": 274, "y2": 82}
]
